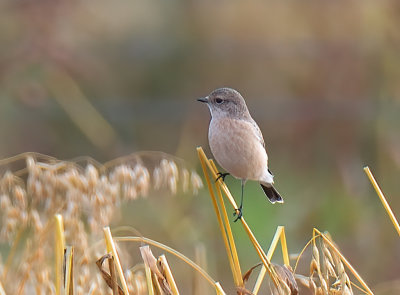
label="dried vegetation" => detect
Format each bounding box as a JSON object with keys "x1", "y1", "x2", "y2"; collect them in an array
[
  {"x1": 0, "y1": 148, "x2": 392, "y2": 294},
  {"x1": 0, "y1": 152, "x2": 202, "y2": 294}
]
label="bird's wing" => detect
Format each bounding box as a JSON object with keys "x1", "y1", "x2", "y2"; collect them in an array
[{"x1": 248, "y1": 118, "x2": 265, "y2": 148}]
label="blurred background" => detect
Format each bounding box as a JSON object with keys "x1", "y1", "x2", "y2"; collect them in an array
[{"x1": 0, "y1": 0, "x2": 400, "y2": 293}]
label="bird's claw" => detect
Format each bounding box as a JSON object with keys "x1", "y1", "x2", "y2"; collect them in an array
[
  {"x1": 233, "y1": 206, "x2": 243, "y2": 222},
  {"x1": 216, "y1": 172, "x2": 230, "y2": 182}
]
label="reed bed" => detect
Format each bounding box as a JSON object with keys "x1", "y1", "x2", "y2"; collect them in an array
[{"x1": 0, "y1": 148, "x2": 394, "y2": 294}]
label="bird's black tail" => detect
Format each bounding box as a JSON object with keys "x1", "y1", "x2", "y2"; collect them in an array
[{"x1": 260, "y1": 183, "x2": 284, "y2": 204}]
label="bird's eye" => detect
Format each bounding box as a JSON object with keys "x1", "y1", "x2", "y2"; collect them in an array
[{"x1": 215, "y1": 98, "x2": 223, "y2": 104}]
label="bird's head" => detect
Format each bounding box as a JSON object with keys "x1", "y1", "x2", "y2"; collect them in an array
[{"x1": 197, "y1": 87, "x2": 250, "y2": 119}]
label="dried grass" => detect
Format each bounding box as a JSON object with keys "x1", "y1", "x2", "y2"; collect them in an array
[
  {"x1": 0, "y1": 149, "x2": 389, "y2": 294},
  {"x1": 197, "y1": 146, "x2": 375, "y2": 295},
  {"x1": 0, "y1": 152, "x2": 202, "y2": 294}
]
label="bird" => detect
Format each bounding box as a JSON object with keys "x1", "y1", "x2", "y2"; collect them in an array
[{"x1": 197, "y1": 87, "x2": 283, "y2": 221}]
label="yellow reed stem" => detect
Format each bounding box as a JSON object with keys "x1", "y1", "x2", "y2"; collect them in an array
[
  {"x1": 278, "y1": 227, "x2": 290, "y2": 266},
  {"x1": 197, "y1": 148, "x2": 243, "y2": 287},
  {"x1": 210, "y1": 160, "x2": 244, "y2": 286},
  {"x1": 364, "y1": 166, "x2": 400, "y2": 237},
  {"x1": 215, "y1": 282, "x2": 227, "y2": 295},
  {"x1": 313, "y1": 228, "x2": 374, "y2": 295},
  {"x1": 64, "y1": 246, "x2": 74, "y2": 295},
  {"x1": 197, "y1": 148, "x2": 238, "y2": 209},
  {"x1": 253, "y1": 226, "x2": 289, "y2": 295},
  {"x1": 241, "y1": 218, "x2": 279, "y2": 287},
  {"x1": 197, "y1": 147, "x2": 280, "y2": 288},
  {"x1": 159, "y1": 255, "x2": 180, "y2": 295},
  {"x1": 293, "y1": 233, "x2": 320, "y2": 273},
  {"x1": 103, "y1": 227, "x2": 130, "y2": 295},
  {"x1": 55, "y1": 214, "x2": 65, "y2": 295},
  {"x1": 143, "y1": 260, "x2": 155, "y2": 295}
]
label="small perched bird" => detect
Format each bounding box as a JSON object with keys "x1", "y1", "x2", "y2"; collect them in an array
[{"x1": 198, "y1": 87, "x2": 283, "y2": 221}]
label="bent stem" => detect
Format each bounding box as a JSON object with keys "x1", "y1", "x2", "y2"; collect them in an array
[{"x1": 253, "y1": 226, "x2": 290, "y2": 295}]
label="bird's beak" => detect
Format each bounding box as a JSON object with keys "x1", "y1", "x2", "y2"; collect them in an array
[{"x1": 197, "y1": 96, "x2": 209, "y2": 103}]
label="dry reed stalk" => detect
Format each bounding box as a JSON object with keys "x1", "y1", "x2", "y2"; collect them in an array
[
  {"x1": 199, "y1": 155, "x2": 243, "y2": 287},
  {"x1": 215, "y1": 282, "x2": 227, "y2": 295},
  {"x1": 108, "y1": 254, "x2": 119, "y2": 295},
  {"x1": 55, "y1": 214, "x2": 66, "y2": 295},
  {"x1": 95, "y1": 253, "x2": 124, "y2": 295},
  {"x1": 197, "y1": 146, "x2": 281, "y2": 290},
  {"x1": 253, "y1": 226, "x2": 290, "y2": 295},
  {"x1": 140, "y1": 245, "x2": 173, "y2": 294},
  {"x1": 143, "y1": 258, "x2": 155, "y2": 295},
  {"x1": 364, "y1": 166, "x2": 400, "y2": 236},
  {"x1": 103, "y1": 227, "x2": 130, "y2": 295},
  {"x1": 64, "y1": 246, "x2": 74, "y2": 295},
  {"x1": 159, "y1": 255, "x2": 180, "y2": 295}
]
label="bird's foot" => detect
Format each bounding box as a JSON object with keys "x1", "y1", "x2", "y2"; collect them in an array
[
  {"x1": 216, "y1": 172, "x2": 230, "y2": 183},
  {"x1": 233, "y1": 206, "x2": 243, "y2": 222}
]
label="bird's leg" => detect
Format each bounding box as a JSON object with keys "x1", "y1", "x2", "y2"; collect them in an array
[
  {"x1": 233, "y1": 180, "x2": 245, "y2": 222},
  {"x1": 215, "y1": 172, "x2": 230, "y2": 182}
]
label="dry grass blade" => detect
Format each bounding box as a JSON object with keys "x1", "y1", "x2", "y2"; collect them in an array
[
  {"x1": 215, "y1": 282, "x2": 227, "y2": 295},
  {"x1": 104, "y1": 227, "x2": 130, "y2": 295},
  {"x1": 143, "y1": 256, "x2": 155, "y2": 295},
  {"x1": 364, "y1": 166, "x2": 400, "y2": 236},
  {"x1": 109, "y1": 252, "x2": 119, "y2": 295},
  {"x1": 243, "y1": 263, "x2": 263, "y2": 285},
  {"x1": 55, "y1": 214, "x2": 66, "y2": 295},
  {"x1": 64, "y1": 246, "x2": 74, "y2": 295},
  {"x1": 253, "y1": 226, "x2": 290, "y2": 295},
  {"x1": 140, "y1": 245, "x2": 173, "y2": 295},
  {"x1": 271, "y1": 264, "x2": 298, "y2": 295},
  {"x1": 158, "y1": 255, "x2": 180, "y2": 295},
  {"x1": 96, "y1": 254, "x2": 124, "y2": 295}
]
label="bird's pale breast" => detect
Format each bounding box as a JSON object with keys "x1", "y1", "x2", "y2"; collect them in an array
[{"x1": 209, "y1": 117, "x2": 269, "y2": 181}]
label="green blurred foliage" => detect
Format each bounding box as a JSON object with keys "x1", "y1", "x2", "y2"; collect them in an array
[{"x1": 0, "y1": 0, "x2": 400, "y2": 292}]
